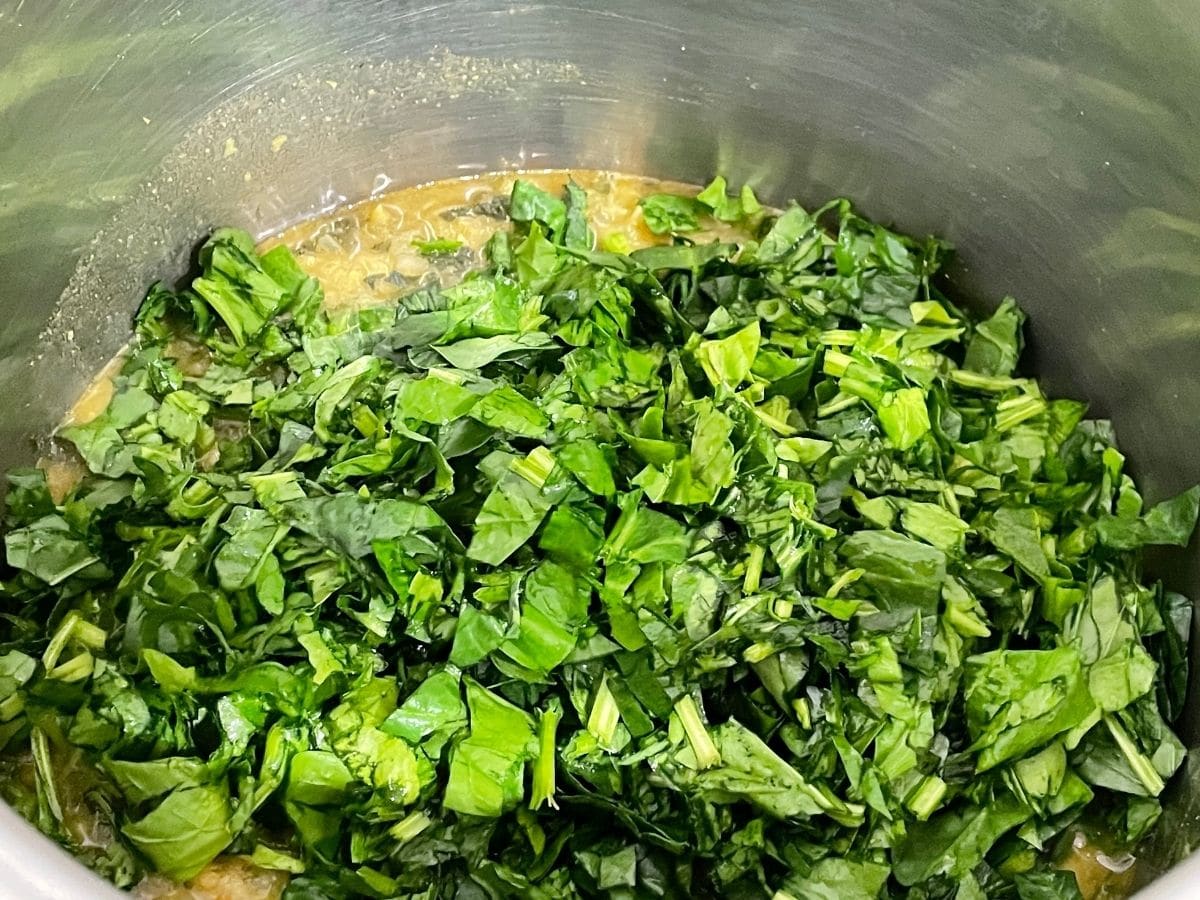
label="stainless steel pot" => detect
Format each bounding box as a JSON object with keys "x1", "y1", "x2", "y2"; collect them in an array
[{"x1": 2, "y1": 1, "x2": 1200, "y2": 896}]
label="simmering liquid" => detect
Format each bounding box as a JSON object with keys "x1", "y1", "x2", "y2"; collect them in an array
[{"x1": 264, "y1": 170, "x2": 741, "y2": 309}]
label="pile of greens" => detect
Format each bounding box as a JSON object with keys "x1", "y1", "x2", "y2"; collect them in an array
[{"x1": 0, "y1": 177, "x2": 1196, "y2": 899}]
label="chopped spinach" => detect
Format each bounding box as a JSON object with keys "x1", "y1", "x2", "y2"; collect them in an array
[{"x1": 0, "y1": 176, "x2": 1193, "y2": 898}]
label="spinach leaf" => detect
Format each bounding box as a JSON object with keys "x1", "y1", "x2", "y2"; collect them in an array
[
  {"x1": 639, "y1": 194, "x2": 702, "y2": 235},
  {"x1": 122, "y1": 785, "x2": 233, "y2": 881},
  {"x1": 1097, "y1": 485, "x2": 1200, "y2": 550},
  {"x1": 779, "y1": 857, "x2": 890, "y2": 900},
  {"x1": 964, "y1": 298, "x2": 1025, "y2": 377},
  {"x1": 443, "y1": 680, "x2": 537, "y2": 816},
  {"x1": 965, "y1": 647, "x2": 1096, "y2": 770},
  {"x1": 467, "y1": 451, "x2": 558, "y2": 566},
  {"x1": 839, "y1": 530, "x2": 946, "y2": 613},
  {"x1": 893, "y1": 794, "x2": 1031, "y2": 885}
]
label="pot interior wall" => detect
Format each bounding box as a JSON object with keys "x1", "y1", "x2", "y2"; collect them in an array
[{"x1": 2, "y1": 1, "x2": 1200, "y2": 895}]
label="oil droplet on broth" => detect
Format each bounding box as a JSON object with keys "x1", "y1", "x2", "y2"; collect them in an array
[{"x1": 1057, "y1": 829, "x2": 1137, "y2": 899}]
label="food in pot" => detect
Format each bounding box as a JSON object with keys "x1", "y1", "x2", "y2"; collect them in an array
[{"x1": 1, "y1": 172, "x2": 1194, "y2": 899}]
